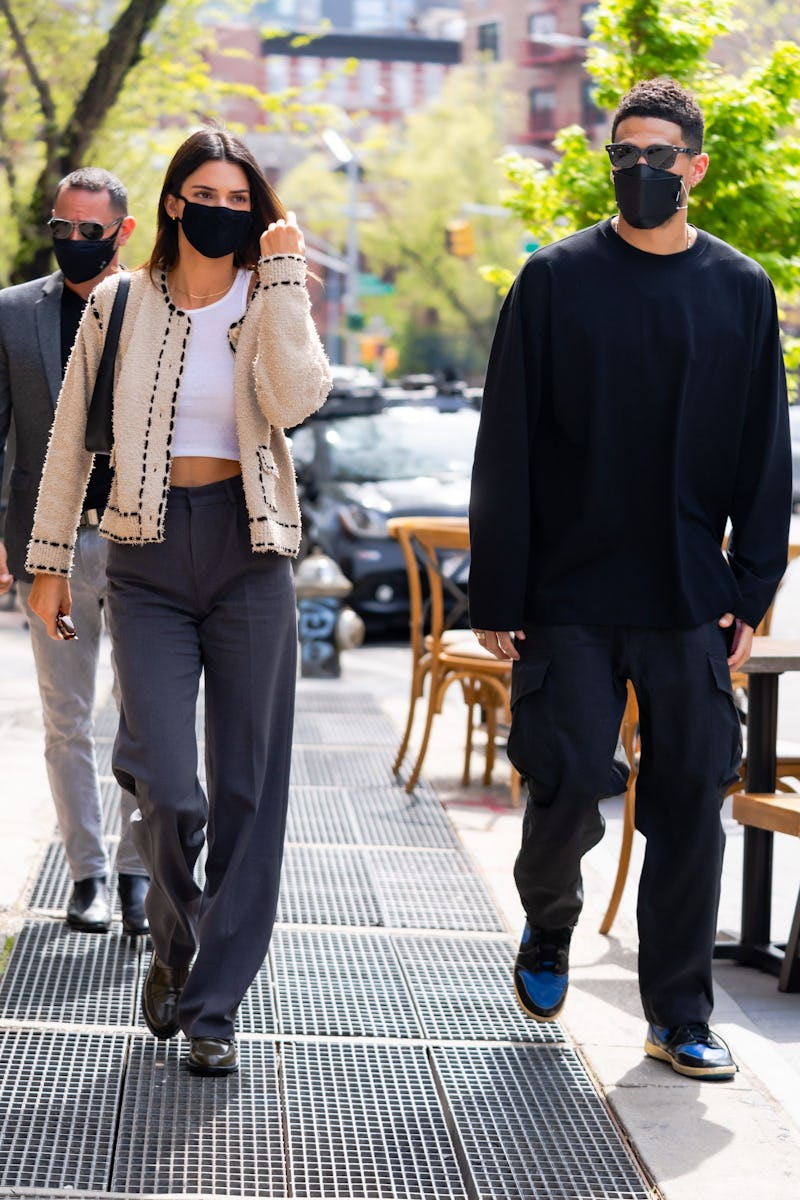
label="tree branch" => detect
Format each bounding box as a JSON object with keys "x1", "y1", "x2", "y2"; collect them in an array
[
  {"x1": 0, "y1": 0, "x2": 58, "y2": 153},
  {"x1": 14, "y1": 0, "x2": 169, "y2": 282},
  {"x1": 58, "y1": 0, "x2": 168, "y2": 172},
  {"x1": 390, "y1": 234, "x2": 494, "y2": 352}
]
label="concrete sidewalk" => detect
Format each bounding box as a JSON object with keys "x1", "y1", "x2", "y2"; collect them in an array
[{"x1": 1, "y1": 590, "x2": 800, "y2": 1199}]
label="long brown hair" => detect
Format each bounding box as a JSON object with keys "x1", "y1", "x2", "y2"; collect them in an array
[{"x1": 147, "y1": 125, "x2": 286, "y2": 273}]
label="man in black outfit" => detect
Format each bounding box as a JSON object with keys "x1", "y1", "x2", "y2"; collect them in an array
[{"x1": 468, "y1": 78, "x2": 792, "y2": 1079}]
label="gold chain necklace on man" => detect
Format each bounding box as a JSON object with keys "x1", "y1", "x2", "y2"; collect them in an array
[{"x1": 612, "y1": 215, "x2": 694, "y2": 248}]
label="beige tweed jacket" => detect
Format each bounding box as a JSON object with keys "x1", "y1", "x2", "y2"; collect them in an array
[{"x1": 26, "y1": 254, "x2": 331, "y2": 577}]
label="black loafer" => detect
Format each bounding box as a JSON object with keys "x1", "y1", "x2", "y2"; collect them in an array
[
  {"x1": 187, "y1": 1037, "x2": 238, "y2": 1076},
  {"x1": 142, "y1": 954, "x2": 190, "y2": 1040},
  {"x1": 66, "y1": 877, "x2": 111, "y2": 933},
  {"x1": 117, "y1": 873, "x2": 149, "y2": 937}
]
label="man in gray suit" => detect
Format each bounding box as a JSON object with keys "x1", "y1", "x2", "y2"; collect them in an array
[{"x1": 0, "y1": 168, "x2": 148, "y2": 935}]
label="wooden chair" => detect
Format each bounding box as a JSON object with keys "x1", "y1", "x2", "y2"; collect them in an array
[
  {"x1": 387, "y1": 516, "x2": 521, "y2": 803},
  {"x1": 599, "y1": 545, "x2": 800, "y2": 934},
  {"x1": 598, "y1": 682, "x2": 640, "y2": 935}
]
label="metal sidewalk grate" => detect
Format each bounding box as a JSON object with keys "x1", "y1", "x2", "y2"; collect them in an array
[
  {"x1": 290, "y1": 746, "x2": 401, "y2": 787},
  {"x1": 92, "y1": 702, "x2": 119, "y2": 739},
  {"x1": 433, "y1": 1044, "x2": 651, "y2": 1200},
  {"x1": 394, "y1": 933, "x2": 565, "y2": 1045},
  {"x1": 111, "y1": 1037, "x2": 285, "y2": 1197},
  {"x1": 0, "y1": 920, "x2": 139, "y2": 1026},
  {"x1": 346, "y1": 786, "x2": 459, "y2": 850},
  {"x1": 235, "y1": 959, "x2": 278, "y2": 1035},
  {"x1": 277, "y1": 844, "x2": 383, "y2": 926},
  {"x1": 293, "y1": 711, "x2": 398, "y2": 746},
  {"x1": 0, "y1": 1029, "x2": 126, "y2": 1192},
  {"x1": 95, "y1": 738, "x2": 114, "y2": 776},
  {"x1": 282, "y1": 1040, "x2": 467, "y2": 1199},
  {"x1": 286, "y1": 784, "x2": 361, "y2": 845},
  {"x1": 271, "y1": 928, "x2": 422, "y2": 1040},
  {"x1": 295, "y1": 687, "x2": 386, "y2": 714},
  {"x1": 367, "y1": 847, "x2": 505, "y2": 932}
]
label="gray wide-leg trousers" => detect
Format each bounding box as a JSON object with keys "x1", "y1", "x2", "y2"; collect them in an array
[{"x1": 106, "y1": 476, "x2": 297, "y2": 1040}]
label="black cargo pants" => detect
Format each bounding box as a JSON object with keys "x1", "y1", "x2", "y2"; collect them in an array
[{"x1": 507, "y1": 621, "x2": 742, "y2": 1028}]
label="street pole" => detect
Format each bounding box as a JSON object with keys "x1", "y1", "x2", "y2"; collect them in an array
[
  {"x1": 344, "y1": 153, "x2": 360, "y2": 366},
  {"x1": 322, "y1": 128, "x2": 361, "y2": 367}
]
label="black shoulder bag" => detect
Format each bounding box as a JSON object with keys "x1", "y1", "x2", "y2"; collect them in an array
[{"x1": 84, "y1": 271, "x2": 130, "y2": 455}]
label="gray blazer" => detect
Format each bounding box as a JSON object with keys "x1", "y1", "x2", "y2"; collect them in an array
[{"x1": 0, "y1": 271, "x2": 65, "y2": 582}]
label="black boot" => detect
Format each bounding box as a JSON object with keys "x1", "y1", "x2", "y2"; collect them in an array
[
  {"x1": 117, "y1": 873, "x2": 150, "y2": 937},
  {"x1": 66, "y1": 877, "x2": 111, "y2": 933}
]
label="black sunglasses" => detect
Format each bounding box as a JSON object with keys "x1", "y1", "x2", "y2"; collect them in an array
[
  {"x1": 47, "y1": 216, "x2": 124, "y2": 241},
  {"x1": 605, "y1": 143, "x2": 698, "y2": 171}
]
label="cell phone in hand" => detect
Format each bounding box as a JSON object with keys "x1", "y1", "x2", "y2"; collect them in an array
[{"x1": 56, "y1": 611, "x2": 78, "y2": 640}]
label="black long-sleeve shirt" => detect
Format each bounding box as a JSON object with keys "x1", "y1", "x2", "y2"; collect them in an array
[{"x1": 469, "y1": 219, "x2": 792, "y2": 631}]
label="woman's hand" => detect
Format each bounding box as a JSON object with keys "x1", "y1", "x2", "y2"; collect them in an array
[
  {"x1": 27, "y1": 574, "x2": 73, "y2": 640},
  {"x1": 260, "y1": 210, "x2": 305, "y2": 258}
]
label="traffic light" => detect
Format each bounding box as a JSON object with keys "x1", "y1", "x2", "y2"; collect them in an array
[{"x1": 445, "y1": 219, "x2": 475, "y2": 258}]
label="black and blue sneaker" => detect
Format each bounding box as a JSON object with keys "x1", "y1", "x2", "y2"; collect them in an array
[
  {"x1": 513, "y1": 922, "x2": 571, "y2": 1021},
  {"x1": 645, "y1": 1023, "x2": 738, "y2": 1079}
]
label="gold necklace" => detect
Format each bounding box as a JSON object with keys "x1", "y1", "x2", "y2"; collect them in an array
[
  {"x1": 170, "y1": 274, "x2": 235, "y2": 301},
  {"x1": 612, "y1": 215, "x2": 694, "y2": 249}
]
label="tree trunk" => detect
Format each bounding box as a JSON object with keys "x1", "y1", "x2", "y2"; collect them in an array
[{"x1": 11, "y1": 0, "x2": 168, "y2": 283}]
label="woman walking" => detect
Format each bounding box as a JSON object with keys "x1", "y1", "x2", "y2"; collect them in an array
[{"x1": 26, "y1": 125, "x2": 331, "y2": 1075}]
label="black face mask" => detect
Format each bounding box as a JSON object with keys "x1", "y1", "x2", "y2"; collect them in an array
[
  {"x1": 53, "y1": 233, "x2": 119, "y2": 284},
  {"x1": 613, "y1": 163, "x2": 684, "y2": 230},
  {"x1": 177, "y1": 197, "x2": 252, "y2": 259}
]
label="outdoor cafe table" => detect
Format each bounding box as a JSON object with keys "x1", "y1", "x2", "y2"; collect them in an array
[{"x1": 714, "y1": 636, "x2": 800, "y2": 985}]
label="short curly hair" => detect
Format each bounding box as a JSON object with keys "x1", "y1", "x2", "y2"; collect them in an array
[{"x1": 611, "y1": 78, "x2": 704, "y2": 150}]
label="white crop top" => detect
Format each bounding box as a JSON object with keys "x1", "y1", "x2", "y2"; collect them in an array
[{"x1": 171, "y1": 269, "x2": 250, "y2": 460}]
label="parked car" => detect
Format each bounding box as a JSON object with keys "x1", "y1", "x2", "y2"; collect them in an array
[
  {"x1": 790, "y1": 403, "x2": 800, "y2": 512},
  {"x1": 291, "y1": 399, "x2": 480, "y2": 631}
]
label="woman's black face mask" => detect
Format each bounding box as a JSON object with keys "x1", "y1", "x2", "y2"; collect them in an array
[
  {"x1": 613, "y1": 163, "x2": 684, "y2": 230},
  {"x1": 176, "y1": 197, "x2": 252, "y2": 259}
]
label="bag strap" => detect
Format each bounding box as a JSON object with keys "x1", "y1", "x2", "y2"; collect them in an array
[{"x1": 91, "y1": 270, "x2": 130, "y2": 404}]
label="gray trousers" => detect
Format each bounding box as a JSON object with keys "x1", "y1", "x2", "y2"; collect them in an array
[
  {"x1": 106, "y1": 476, "x2": 297, "y2": 1040},
  {"x1": 18, "y1": 529, "x2": 143, "y2": 880}
]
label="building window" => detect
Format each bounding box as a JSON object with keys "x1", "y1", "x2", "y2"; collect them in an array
[
  {"x1": 393, "y1": 62, "x2": 414, "y2": 111},
  {"x1": 581, "y1": 3, "x2": 599, "y2": 39},
  {"x1": 359, "y1": 60, "x2": 380, "y2": 106},
  {"x1": 582, "y1": 80, "x2": 602, "y2": 128},
  {"x1": 528, "y1": 86, "x2": 557, "y2": 134},
  {"x1": 477, "y1": 21, "x2": 500, "y2": 60},
  {"x1": 528, "y1": 11, "x2": 557, "y2": 41}
]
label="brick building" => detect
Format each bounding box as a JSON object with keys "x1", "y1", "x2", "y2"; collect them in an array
[{"x1": 461, "y1": 1, "x2": 605, "y2": 156}]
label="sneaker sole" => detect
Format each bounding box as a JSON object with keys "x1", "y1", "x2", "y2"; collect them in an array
[
  {"x1": 644, "y1": 1037, "x2": 737, "y2": 1079},
  {"x1": 513, "y1": 975, "x2": 567, "y2": 1023}
]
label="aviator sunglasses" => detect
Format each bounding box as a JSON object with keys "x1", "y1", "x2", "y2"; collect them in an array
[
  {"x1": 605, "y1": 143, "x2": 698, "y2": 170},
  {"x1": 47, "y1": 215, "x2": 124, "y2": 241}
]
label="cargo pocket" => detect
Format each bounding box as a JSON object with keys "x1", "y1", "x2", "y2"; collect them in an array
[
  {"x1": 707, "y1": 654, "x2": 744, "y2": 792},
  {"x1": 507, "y1": 658, "x2": 557, "y2": 787}
]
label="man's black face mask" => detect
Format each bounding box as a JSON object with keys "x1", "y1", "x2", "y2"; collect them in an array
[
  {"x1": 53, "y1": 232, "x2": 119, "y2": 284},
  {"x1": 613, "y1": 163, "x2": 684, "y2": 230}
]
